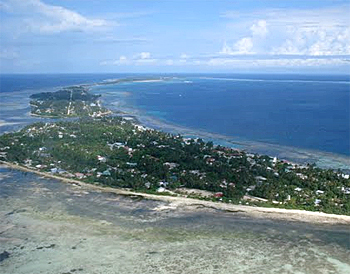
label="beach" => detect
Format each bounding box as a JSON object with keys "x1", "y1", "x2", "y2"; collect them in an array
[
  {"x1": 1, "y1": 74, "x2": 350, "y2": 273},
  {"x1": 1, "y1": 161, "x2": 350, "y2": 225},
  {"x1": 1, "y1": 163, "x2": 350, "y2": 274}
]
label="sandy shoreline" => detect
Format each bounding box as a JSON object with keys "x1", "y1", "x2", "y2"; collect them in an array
[
  {"x1": 132, "y1": 79, "x2": 164, "y2": 83},
  {"x1": 1, "y1": 160, "x2": 350, "y2": 225}
]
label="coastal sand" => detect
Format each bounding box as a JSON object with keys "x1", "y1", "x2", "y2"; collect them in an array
[
  {"x1": 1, "y1": 162, "x2": 350, "y2": 274},
  {"x1": 1, "y1": 160, "x2": 350, "y2": 225}
]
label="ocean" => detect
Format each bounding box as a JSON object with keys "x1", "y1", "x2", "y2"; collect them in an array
[
  {"x1": 1, "y1": 74, "x2": 350, "y2": 273},
  {"x1": 0, "y1": 73, "x2": 349, "y2": 167},
  {"x1": 106, "y1": 74, "x2": 350, "y2": 155}
]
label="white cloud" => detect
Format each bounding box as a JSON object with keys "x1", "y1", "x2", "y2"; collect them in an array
[
  {"x1": 206, "y1": 57, "x2": 347, "y2": 68},
  {"x1": 220, "y1": 37, "x2": 254, "y2": 55},
  {"x1": 220, "y1": 19, "x2": 265, "y2": 55},
  {"x1": 250, "y1": 20, "x2": 268, "y2": 37},
  {"x1": 100, "y1": 55, "x2": 130, "y2": 66},
  {"x1": 114, "y1": 55, "x2": 129, "y2": 65},
  {"x1": 102, "y1": 52, "x2": 157, "y2": 66},
  {"x1": 273, "y1": 25, "x2": 350, "y2": 56},
  {"x1": 138, "y1": 52, "x2": 151, "y2": 60},
  {"x1": 133, "y1": 52, "x2": 157, "y2": 63},
  {"x1": 235, "y1": 37, "x2": 254, "y2": 54},
  {"x1": 221, "y1": 6, "x2": 350, "y2": 57},
  {"x1": 1, "y1": 0, "x2": 110, "y2": 34}
]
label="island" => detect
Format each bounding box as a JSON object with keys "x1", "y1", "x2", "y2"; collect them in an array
[
  {"x1": 29, "y1": 86, "x2": 111, "y2": 118},
  {"x1": 1, "y1": 116, "x2": 349, "y2": 215}
]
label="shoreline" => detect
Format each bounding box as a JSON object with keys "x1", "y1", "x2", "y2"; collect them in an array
[
  {"x1": 92, "y1": 80, "x2": 350, "y2": 172},
  {"x1": 2, "y1": 77, "x2": 349, "y2": 171},
  {"x1": 1, "y1": 160, "x2": 350, "y2": 225}
]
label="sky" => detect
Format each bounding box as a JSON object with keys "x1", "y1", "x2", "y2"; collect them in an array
[{"x1": 0, "y1": 0, "x2": 349, "y2": 74}]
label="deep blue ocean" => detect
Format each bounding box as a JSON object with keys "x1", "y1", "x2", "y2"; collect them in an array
[{"x1": 1, "y1": 73, "x2": 349, "y2": 158}]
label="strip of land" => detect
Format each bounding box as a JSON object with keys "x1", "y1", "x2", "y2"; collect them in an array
[
  {"x1": 1, "y1": 81, "x2": 350, "y2": 221},
  {"x1": 1, "y1": 117, "x2": 350, "y2": 216},
  {"x1": 29, "y1": 86, "x2": 111, "y2": 118},
  {"x1": 1, "y1": 160, "x2": 350, "y2": 225}
]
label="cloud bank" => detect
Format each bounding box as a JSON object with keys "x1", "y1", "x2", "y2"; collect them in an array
[{"x1": 1, "y1": 0, "x2": 110, "y2": 34}]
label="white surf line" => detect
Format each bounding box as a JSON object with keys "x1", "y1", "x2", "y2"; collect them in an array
[{"x1": 198, "y1": 76, "x2": 350, "y2": 85}]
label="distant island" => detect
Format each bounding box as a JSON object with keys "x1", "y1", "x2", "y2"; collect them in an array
[
  {"x1": 29, "y1": 86, "x2": 111, "y2": 118},
  {"x1": 1, "y1": 115, "x2": 349, "y2": 215}
]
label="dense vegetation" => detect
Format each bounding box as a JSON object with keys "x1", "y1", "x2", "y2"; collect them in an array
[
  {"x1": 1, "y1": 117, "x2": 349, "y2": 215},
  {"x1": 29, "y1": 86, "x2": 109, "y2": 118}
]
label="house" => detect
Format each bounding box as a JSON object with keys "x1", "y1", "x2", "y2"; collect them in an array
[
  {"x1": 272, "y1": 157, "x2": 278, "y2": 165},
  {"x1": 206, "y1": 157, "x2": 216, "y2": 164},
  {"x1": 102, "y1": 170, "x2": 111, "y2": 176},
  {"x1": 255, "y1": 176, "x2": 267, "y2": 182},
  {"x1": 97, "y1": 155, "x2": 107, "y2": 162},
  {"x1": 341, "y1": 174, "x2": 350, "y2": 179},
  {"x1": 57, "y1": 168, "x2": 66, "y2": 174},
  {"x1": 296, "y1": 173, "x2": 308, "y2": 180},
  {"x1": 24, "y1": 159, "x2": 32, "y2": 166},
  {"x1": 341, "y1": 187, "x2": 350, "y2": 194},
  {"x1": 74, "y1": 173, "x2": 85, "y2": 179},
  {"x1": 107, "y1": 142, "x2": 124, "y2": 150},
  {"x1": 157, "y1": 187, "x2": 166, "y2": 193},
  {"x1": 164, "y1": 162, "x2": 178, "y2": 169},
  {"x1": 135, "y1": 125, "x2": 146, "y2": 131},
  {"x1": 246, "y1": 185, "x2": 256, "y2": 192},
  {"x1": 314, "y1": 199, "x2": 322, "y2": 206},
  {"x1": 220, "y1": 180, "x2": 228, "y2": 189},
  {"x1": 159, "y1": 181, "x2": 169, "y2": 187},
  {"x1": 214, "y1": 192, "x2": 224, "y2": 198}
]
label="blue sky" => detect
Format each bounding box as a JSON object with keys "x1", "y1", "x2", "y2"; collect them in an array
[{"x1": 0, "y1": 0, "x2": 349, "y2": 73}]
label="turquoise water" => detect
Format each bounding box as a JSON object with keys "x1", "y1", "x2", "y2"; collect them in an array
[
  {"x1": 1, "y1": 74, "x2": 349, "y2": 168},
  {"x1": 90, "y1": 76, "x2": 350, "y2": 169},
  {"x1": 92, "y1": 76, "x2": 350, "y2": 156},
  {"x1": 1, "y1": 74, "x2": 350, "y2": 273}
]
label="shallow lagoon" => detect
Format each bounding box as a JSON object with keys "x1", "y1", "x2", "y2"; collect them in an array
[
  {"x1": 1, "y1": 74, "x2": 350, "y2": 273},
  {"x1": 1, "y1": 166, "x2": 349, "y2": 274}
]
